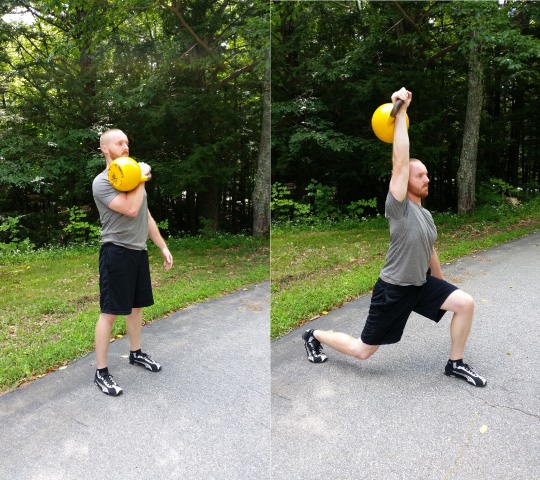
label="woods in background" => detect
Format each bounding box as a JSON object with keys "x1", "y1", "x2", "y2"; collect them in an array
[
  {"x1": 0, "y1": 0, "x2": 269, "y2": 246},
  {"x1": 272, "y1": 1, "x2": 540, "y2": 218},
  {"x1": 2, "y1": 1, "x2": 540, "y2": 245}
]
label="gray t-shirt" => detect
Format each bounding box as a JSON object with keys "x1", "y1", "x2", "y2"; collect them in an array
[
  {"x1": 379, "y1": 192, "x2": 437, "y2": 286},
  {"x1": 92, "y1": 169, "x2": 149, "y2": 250}
]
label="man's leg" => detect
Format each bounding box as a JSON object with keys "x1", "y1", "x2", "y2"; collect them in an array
[
  {"x1": 126, "y1": 307, "x2": 162, "y2": 372},
  {"x1": 440, "y1": 289, "x2": 486, "y2": 387},
  {"x1": 440, "y1": 290, "x2": 474, "y2": 360},
  {"x1": 95, "y1": 313, "x2": 117, "y2": 369},
  {"x1": 314, "y1": 330, "x2": 380, "y2": 360},
  {"x1": 94, "y1": 313, "x2": 123, "y2": 396},
  {"x1": 126, "y1": 307, "x2": 142, "y2": 351}
]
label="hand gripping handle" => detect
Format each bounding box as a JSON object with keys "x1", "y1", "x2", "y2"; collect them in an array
[{"x1": 390, "y1": 99, "x2": 404, "y2": 118}]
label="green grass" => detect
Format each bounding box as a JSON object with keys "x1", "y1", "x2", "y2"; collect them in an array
[
  {"x1": 0, "y1": 235, "x2": 269, "y2": 393},
  {"x1": 271, "y1": 197, "x2": 540, "y2": 339}
]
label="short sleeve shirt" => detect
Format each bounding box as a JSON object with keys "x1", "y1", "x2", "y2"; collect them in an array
[
  {"x1": 92, "y1": 169, "x2": 149, "y2": 250},
  {"x1": 379, "y1": 192, "x2": 437, "y2": 286}
]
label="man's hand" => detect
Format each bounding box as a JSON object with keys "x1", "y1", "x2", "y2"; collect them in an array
[
  {"x1": 160, "y1": 246, "x2": 173, "y2": 270},
  {"x1": 391, "y1": 87, "x2": 412, "y2": 112},
  {"x1": 138, "y1": 162, "x2": 152, "y2": 180}
]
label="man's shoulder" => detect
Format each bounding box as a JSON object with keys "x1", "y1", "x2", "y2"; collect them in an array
[
  {"x1": 385, "y1": 190, "x2": 409, "y2": 219},
  {"x1": 92, "y1": 170, "x2": 109, "y2": 190}
]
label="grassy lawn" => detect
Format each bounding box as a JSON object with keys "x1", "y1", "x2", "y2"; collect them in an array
[
  {"x1": 271, "y1": 197, "x2": 540, "y2": 339},
  {"x1": 0, "y1": 235, "x2": 269, "y2": 393}
]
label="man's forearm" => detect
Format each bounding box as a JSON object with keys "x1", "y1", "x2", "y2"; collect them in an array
[
  {"x1": 148, "y1": 213, "x2": 167, "y2": 249},
  {"x1": 430, "y1": 249, "x2": 444, "y2": 280}
]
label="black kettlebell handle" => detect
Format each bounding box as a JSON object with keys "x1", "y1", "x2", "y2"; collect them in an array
[{"x1": 390, "y1": 99, "x2": 404, "y2": 118}]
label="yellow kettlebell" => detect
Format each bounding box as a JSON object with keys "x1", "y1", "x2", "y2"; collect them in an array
[
  {"x1": 371, "y1": 101, "x2": 409, "y2": 143},
  {"x1": 108, "y1": 157, "x2": 149, "y2": 191}
]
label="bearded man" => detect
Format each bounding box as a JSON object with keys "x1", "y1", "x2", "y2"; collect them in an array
[{"x1": 302, "y1": 89, "x2": 486, "y2": 388}]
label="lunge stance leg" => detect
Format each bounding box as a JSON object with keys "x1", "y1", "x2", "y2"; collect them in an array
[
  {"x1": 440, "y1": 290, "x2": 474, "y2": 360},
  {"x1": 303, "y1": 328, "x2": 379, "y2": 363},
  {"x1": 440, "y1": 289, "x2": 486, "y2": 387}
]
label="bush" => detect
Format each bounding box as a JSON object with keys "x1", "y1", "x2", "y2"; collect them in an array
[
  {"x1": 305, "y1": 180, "x2": 340, "y2": 220},
  {"x1": 477, "y1": 177, "x2": 521, "y2": 206},
  {"x1": 0, "y1": 216, "x2": 35, "y2": 254},
  {"x1": 346, "y1": 198, "x2": 378, "y2": 219},
  {"x1": 271, "y1": 182, "x2": 311, "y2": 221},
  {"x1": 62, "y1": 206, "x2": 101, "y2": 244}
]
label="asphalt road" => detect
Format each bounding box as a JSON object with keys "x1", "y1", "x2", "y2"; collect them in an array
[
  {"x1": 272, "y1": 232, "x2": 540, "y2": 480},
  {"x1": 2, "y1": 232, "x2": 539, "y2": 480},
  {"x1": 0, "y1": 281, "x2": 270, "y2": 480}
]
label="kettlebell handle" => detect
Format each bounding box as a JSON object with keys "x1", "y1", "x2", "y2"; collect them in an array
[{"x1": 390, "y1": 99, "x2": 404, "y2": 118}]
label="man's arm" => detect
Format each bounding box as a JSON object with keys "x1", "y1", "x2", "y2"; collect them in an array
[
  {"x1": 108, "y1": 182, "x2": 146, "y2": 217},
  {"x1": 429, "y1": 248, "x2": 444, "y2": 280},
  {"x1": 388, "y1": 88, "x2": 412, "y2": 203},
  {"x1": 148, "y1": 211, "x2": 173, "y2": 270},
  {"x1": 108, "y1": 162, "x2": 152, "y2": 217}
]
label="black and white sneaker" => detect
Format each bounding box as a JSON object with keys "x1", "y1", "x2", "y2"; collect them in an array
[
  {"x1": 445, "y1": 360, "x2": 487, "y2": 387},
  {"x1": 302, "y1": 329, "x2": 327, "y2": 363},
  {"x1": 95, "y1": 370, "x2": 123, "y2": 396},
  {"x1": 129, "y1": 351, "x2": 162, "y2": 372}
]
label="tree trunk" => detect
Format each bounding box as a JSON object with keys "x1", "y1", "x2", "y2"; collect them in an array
[
  {"x1": 508, "y1": 82, "x2": 524, "y2": 185},
  {"x1": 252, "y1": 49, "x2": 270, "y2": 236},
  {"x1": 198, "y1": 180, "x2": 220, "y2": 232},
  {"x1": 457, "y1": 40, "x2": 483, "y2": 214}
]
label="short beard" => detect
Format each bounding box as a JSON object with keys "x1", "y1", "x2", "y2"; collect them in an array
[{"x1": 408, "y1": 185, "x2": 428, "y2": 199}]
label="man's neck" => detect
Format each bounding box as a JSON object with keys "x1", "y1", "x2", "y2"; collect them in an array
[{"x1": 406, "y1": 192, "x2": 422, "y2": 206}]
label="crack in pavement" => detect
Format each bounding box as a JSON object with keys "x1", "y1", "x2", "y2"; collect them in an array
[{"x1": 443, "y1": 410, "x2": 481, "y2": 480}]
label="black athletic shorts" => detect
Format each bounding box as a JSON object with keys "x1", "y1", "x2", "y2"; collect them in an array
[
  {"x1": 360, "y1": 275, "x2": 458, "y2": 346},
  {"x1": 99, "y1": 243, "x2": 154, "y2": 315}
]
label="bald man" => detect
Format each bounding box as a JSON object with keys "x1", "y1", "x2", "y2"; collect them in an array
[
  {"x1": 92, "y1": 129, "x2": 173, "y2": 396},
  {"x1": 302, "y1": 89, "x2": 486, "y2": 388}
]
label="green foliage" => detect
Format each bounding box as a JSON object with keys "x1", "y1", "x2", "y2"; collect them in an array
[
  {"x1": 0, "y1": 216, "x2": 20, "y2": 240},
  {"x1": 271, "y1": 1, "x2": 540, "y2": 215},
  {"x1": 156, "y1": 218, "x2": 169, "y2": 233},
  {"x1": 62, "y1": 207, "x2": 100, "y2": 244},
  {"x1": 476, "y1": 177, "x2": 527, "y2": 206},
  {"x1": 271, "y1": 182, "x2": 311, "y2": 221},
  {"x1": 491, "y1": 178, "x2": 520, "y2": 197},
  {"x1": 346, "y1": 198, "x2": 378, "y2": 218},
  {"x1": 0, "y1": 0, "x2": 267, "y2": 242},
  {"x1": 272, "y1": 179, "x2": 378, "y2": 224},
  {"x1": 305, "y1": 180, "x2": 340, "y2": 220},
  {"x1": 0, "y1": 216, "x2": 35, "y2": 254}
]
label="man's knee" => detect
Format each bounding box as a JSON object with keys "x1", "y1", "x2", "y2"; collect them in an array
[
  {"x1": 99, "y1": 313, "x2": 117, "y2": 327},
  {"x1": 352, "y1": 341, "x2": 378, "y2": 360},
  {"x1": 355, "y1": 350, "x2": 374, "y2": 361},
  {"x1": 457, "y1": 291, "x2": 475, "y2": 314},
  {"x1": 445, "y1": 290, "x2": 475, "y2": 315}
]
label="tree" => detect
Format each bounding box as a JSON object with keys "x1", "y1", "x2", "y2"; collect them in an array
[
  {"x1": 457, "y1": 30, "x2": 484, "y2": 214},
  {"x1": 271, "y1": 1, "x2": 540, "y2": 217},
  {"x1": 0, "y1": 0, "x2": 268, "y2": 244},
  {"x1": 253, "y1": 47, "x2": 270, "y2": 236}
]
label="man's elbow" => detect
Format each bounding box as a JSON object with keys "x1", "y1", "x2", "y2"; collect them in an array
[{"x1": 124, "y1": 207, "x2": 140, "y2": 218}]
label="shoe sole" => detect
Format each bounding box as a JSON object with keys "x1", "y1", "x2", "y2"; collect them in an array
[
  {"x1": 445, "y1": 371, "x2": 487, "y2": 387},
  {"x1": 129, "y1": 359, "x2": 162, "y2": 372},
  {"x1": 94, "y1": 379, "x2": 123, "y2": 396}
]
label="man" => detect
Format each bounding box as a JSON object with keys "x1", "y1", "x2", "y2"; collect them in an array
[
  {"x1": 302, "y1": 88, "x2": 486, "y2": 387},
  {"x1": 92, "y1": 129, "x2": 173, "y2": 396}
]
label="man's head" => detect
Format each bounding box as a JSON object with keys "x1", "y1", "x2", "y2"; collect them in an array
[
  {"x1": 407, "y1": 158, "x2": 429, "y2": 201},
  {"x1": 99, "y1": 129, "x2": 129, "y2": 165}
]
